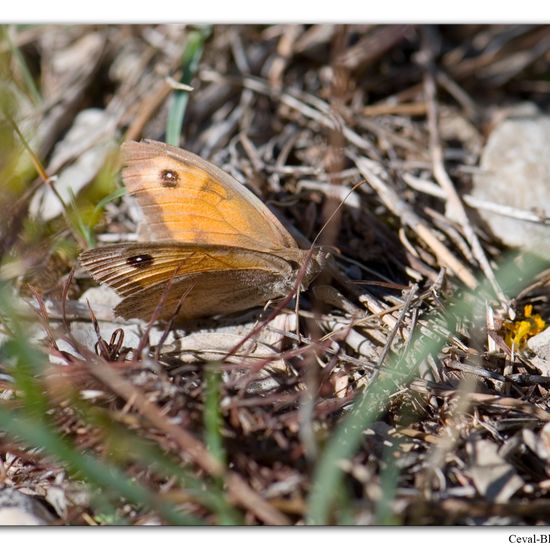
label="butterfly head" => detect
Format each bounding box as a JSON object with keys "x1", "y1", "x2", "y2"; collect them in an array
[{"x1": 302, "y1": 246, "x2": 330, "y2": 288}]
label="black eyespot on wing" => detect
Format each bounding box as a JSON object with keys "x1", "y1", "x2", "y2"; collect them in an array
[
  {"x1": 126, "y1": 254, "x2": 154, "y2": 268},
  {"x1": 160, "y1": 169, "x2": 179, "y2": 188}
]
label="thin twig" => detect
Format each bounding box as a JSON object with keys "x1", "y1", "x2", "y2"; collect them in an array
[{"x1": 420, "y1": 28, "x2": 508, "y2": 308}]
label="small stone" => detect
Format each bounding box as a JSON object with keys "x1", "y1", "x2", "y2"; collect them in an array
[
  {"x1": 70, "y1": 321, "x2": 140, "y2": 352},
  {"x1": 0, "y1": 488, "x2": 55, "y2": 525},
  {"x1": 527, "y1": 327, "x2": 550, "y2": 376}
]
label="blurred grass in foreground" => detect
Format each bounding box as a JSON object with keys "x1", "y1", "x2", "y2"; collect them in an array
[{"x1": 1, "y1": 247, "x2": 546, "y2": 523}]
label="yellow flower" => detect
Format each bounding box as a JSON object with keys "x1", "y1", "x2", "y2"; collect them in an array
[{"x1": 503, "y1": 304, "x2": 545, "y2": 350}]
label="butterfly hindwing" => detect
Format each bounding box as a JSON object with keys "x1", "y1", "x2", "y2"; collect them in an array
[
  {"x1": 114, "y1": 268, "x2": 294, "y2": 321},
  {"x1": 80, "y1": 242, "x2": 298, "y2": 320}
]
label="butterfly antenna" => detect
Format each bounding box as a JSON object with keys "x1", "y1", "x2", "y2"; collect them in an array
[{"x1": 311, "y1": 179, "x2": 366, "y2": 248}]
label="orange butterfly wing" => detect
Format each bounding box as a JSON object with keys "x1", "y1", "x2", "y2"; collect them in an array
[
  {"x1": 80, "y1": 243, "x2": 298, "y2": 320},
  {"x1": 121, "y1": 140, "x2": 298, "y2": 251}
]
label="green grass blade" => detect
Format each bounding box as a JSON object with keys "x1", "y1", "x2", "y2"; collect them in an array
[
  {"x1": 204, "y1": 365, "x2": 225, "y2": 464},
  {"x1": 203, "y1": 365, "x2": 241, "y2": 524},
  {"x1": 165, "y1": 26, "x2": 211, "y2": 146},
  {"x1": 2, "y1": 25, "x2": 41, "y2": 104}
]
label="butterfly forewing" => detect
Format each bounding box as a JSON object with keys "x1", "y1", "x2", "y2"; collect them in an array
[{"x1": 121, "y1": 140, "x2": 298, "y2": 251}]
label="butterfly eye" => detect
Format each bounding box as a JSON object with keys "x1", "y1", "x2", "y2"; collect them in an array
[
  {"x1": 126, "y1": 254, "x2": 154, "y2": 268},
  {"x1": 159, "y1": 169, "x2": 180, "y2": 188}
]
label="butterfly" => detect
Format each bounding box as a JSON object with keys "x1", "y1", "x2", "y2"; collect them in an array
[{"x1": 79, "y1": 140, "x2": 327, "y2": 321}]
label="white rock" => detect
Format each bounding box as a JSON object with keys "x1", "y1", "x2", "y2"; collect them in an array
[
  {"x1": 472, "y1": 114, "x2": 550, "y2": 259},
  {"x1": 466, "y1": 439, "x2": 523, "y2": 503},
  {"x1": 527, "y1": 326, "x2": 550, "y2": 360},
  {"x1": 30, "y1": 109, "x2": 117, "y2": 222},
  {"x1": 48, "y1": 286, "x2": 139, "y2": 363},
  {"x1": 79, "y1": 285, "x2": 122, "y2": 313}
]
